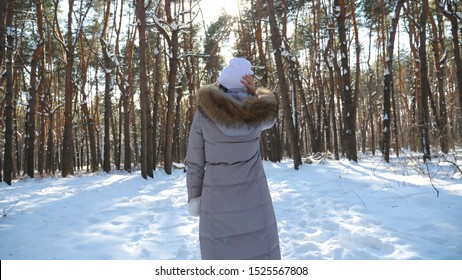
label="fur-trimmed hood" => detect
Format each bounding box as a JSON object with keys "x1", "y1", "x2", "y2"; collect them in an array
[{"x1": 197, "y1": 84, "x2": 278, "y2": 128}]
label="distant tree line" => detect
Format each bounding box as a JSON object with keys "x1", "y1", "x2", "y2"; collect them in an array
[{"x1": 0, "y1": 0, "x2": 461, "y2": 185}]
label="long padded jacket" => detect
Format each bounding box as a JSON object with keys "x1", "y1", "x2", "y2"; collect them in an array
[{"x1": 185, "y1": 84, "x2": 281, "y2": 260}]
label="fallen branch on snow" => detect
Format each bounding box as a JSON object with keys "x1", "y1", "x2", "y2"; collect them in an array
[{"x1": 2, "y1": 200, "x2": 19, "y2": 217}]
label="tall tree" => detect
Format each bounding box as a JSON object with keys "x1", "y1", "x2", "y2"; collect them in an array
[
  {"x1": 335, "y1": 0, "x2": 357, "y2": 161},
  {"x1": 324, "y1": 16, "x2": 340, "y2": 160},
  {"x1": 350, "y1": 0, "x2": 362, "y2": 156},
  {"x1": 153, "y1": 0, "x2": 181, "y2": 175},
  {"x1": 78, "y1": 25, "x2": 99, "y2": 173},
  {"x1": 418, "y1": 0, "x2": 432, "y2": 161},
  {"x1": 280, "y1": 4, "x2": 317, "y2": 154},
  {"x1": 58, "y1": 0, "x2": 92, "y2": 177},
  {"x1": 61, "y1": 0, "x2": 76, "y2": 177},
  {"x1": 404, "y1": 1, "x2": 422, "y2": 152},
  {"x1": 0, "y1": 0, "x2": 5, "y2": 182},
  {"x1": 267, "y1": 0, "x2": 302, "y2": 170},
  {"x1": 101, "y1": 0, "x2": 112, "y2": 173},
  {"x1": 0, "y1": 0, "x2": 6, "y2": 71},
  {"x1": 382, "y1": 0, "x2": 405, "y2": 163},
  {"x1": 135, "y1": 0, "x2": 152, "y2": 179},
  {"x1": 24, "y1": 37, "x2": 44, "y2": 178},
  {"x1": 429, "y1": 8, "x2": 450, "y2": 154},
  {"x1": 3, "y1": 0, "x2": 15, "y2": 185},
  {"x1": 438, "y1": 1, "x2": 462, "y2": 114},
  {"x1": 115, "y1": 0, "x2": 135, "y2": 173},
  {"x1": 151, "y1": 35, "x2": 162, "y2": 170},
  {"x1": 36, "y1": 0, "x2": 52, "y2": 176},
  {"x1": 25, "y1": 0, "x2": 47, "y2": 178}
]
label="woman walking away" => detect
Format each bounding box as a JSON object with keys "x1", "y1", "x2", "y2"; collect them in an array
[{"x1": 185, "y1": 57, "x2": 281, "y2": 260}]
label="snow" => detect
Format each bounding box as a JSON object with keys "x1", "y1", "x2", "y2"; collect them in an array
[
  {"x1": 170, "y1": 22, "x2": 178, "y2": 31},
  {"x1": 1, "y1": 156, "x2": 461, "y2": 260},
  {"x1": 6, "y1": 26, "x2": 15, "y2": 37},
  {"x1": 384, "y1": 67, "x2": 390, "y2": 76},
  {"x1": 281, "y1": 50, "x2": 291, "y2": 58},
  {"x1": 327, "y1": 58, "x2": 334, "y2": 68}
]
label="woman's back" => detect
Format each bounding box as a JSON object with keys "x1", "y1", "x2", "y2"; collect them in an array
[{"x1": 185, "y1": 57, "x2": 280, "y2": 260}]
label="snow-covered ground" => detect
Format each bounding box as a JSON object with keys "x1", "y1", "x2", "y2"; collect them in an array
[{"x1": 1, "y1": 154, "x2": 461, "y2": 260}]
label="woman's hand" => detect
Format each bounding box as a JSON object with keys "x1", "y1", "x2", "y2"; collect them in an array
[{"x1": 241, "y1": 74, "x2": 256, "y2": 95}]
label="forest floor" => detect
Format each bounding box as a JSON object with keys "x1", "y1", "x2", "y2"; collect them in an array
[{"x1": 1, "y1": 152, "x2": 461, "y2": 260}]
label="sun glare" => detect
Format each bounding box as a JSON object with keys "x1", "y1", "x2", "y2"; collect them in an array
[{"x1": 199, "y1": 0, "x2": 241, "y2": 22}]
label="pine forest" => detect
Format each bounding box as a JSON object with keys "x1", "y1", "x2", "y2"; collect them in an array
[{"x1": 0, "y1": 0, "x2": 461, "y2": 185}]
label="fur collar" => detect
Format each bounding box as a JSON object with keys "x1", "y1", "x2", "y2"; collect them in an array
[{"x1": 197, "y1": 85, "x2": 278, "y2": 127}]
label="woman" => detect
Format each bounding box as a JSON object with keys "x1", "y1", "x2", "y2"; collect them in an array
[{"x1": 185, "y1": 58, "x2": 281, "y2": 260}]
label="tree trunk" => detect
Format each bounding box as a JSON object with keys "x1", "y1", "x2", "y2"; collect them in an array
[
  {"x1": 111, "y1": 108, "x2": 120, "y2": 170},
  {"x1": 349, "y1": 0, "x2": 363, "y2": 157},
  {"x1": 145, "y1": 82, "x2": 154, "y2": 177},
  {"x1": 418, "y1": 0, "x2": 432, "y2": 161},
  {"x1": 94, "y1": 65, "x2": 102, "y2": 167},
  {"x1": 25, "y1": 41, "x2": 44, "y2": 178},
  {"x1": 36, "y1": 0, "x2": 48, "y2": 176},
  {"x1": 152, "y1": 36, "x2": 161, "y2": 170},
  {"x1": 382, "y1": 0, "x2": 405, "y2": 162},
  {"x1": 121, "y1": 40, "x2": 135, "y2": 172},
  {"x1": 46, "y1": 112, "x2": 54, "y2": 174},
  {"x1": 81, "y1": 94, "x2": 98, "y2": 173},
  {"x1": 161, "y1": 0, "x2": 180, "y2": 175},
  {"x1": 130, "y1": 95, "x2": 139, "y2": 166},
  {"x1": 136, "y1": 0, "x2": 150, "y2": 179},
  {"x1": 123, "y1": 86, "x2": 132, "y2": 172},
  {"x1": 24, "y1": 0, "x2": 46, "y2": 176},
  {"x1": 255, "y1": 0, "x2": 272, "y2": 160},
  {"x1": 325, "y1": 29, "x2": 339, "y2": 160},
  {"x1": 405, "y1": 2, "x2": 421, "y2": 153},
  {"x1": 173, "y1": 85, "x2": 184, "y2": 162},
  {"x1": 0, "y1": 0, "x2": 6, "y2": 70},
  {"x1": 101, "y1": 0, "x2": 112, "y2": 173},
  {"x1": 76, "y1": 25, "x2": 98, "y2": 173},
  {"x1": 428, "y1": 11, "x2": 449, "y2": 154},
  {"x1": 282, "y1": 35, "x2": 317, "y2": 154},
  {"x1": 439, "y1": 1, "x2": 462, "y2": 122},
  {"x1": 256, "y1": 0, "x2": 268, "y2": 85},
  {"x1": 267, "y1": 0, "x2": 302, "y2": 169},
  {"x1": 3, "y1": 0, "x2": 15, "y2": 185},
  {"x1": 114, "y1": 1, "x2": 134, "y2": 173},
  {"x1": 335, "y1": 0, "x2": 357, "y2": 161},
  {"x1": 13, "y1": 76, "x2": 20, "y2": 176},
  {"x1": 0, "y1": 0, "x2": 6, "y2": 181},
  {"x1": 62, "y1": 0, "x2": 75, "y2": 177},
  {"x1": 80, "y1": 45, "x2": 99, "y2": 172},
  {"x1": 367, "y1": 25, "x2": 376, "y2": 156}
]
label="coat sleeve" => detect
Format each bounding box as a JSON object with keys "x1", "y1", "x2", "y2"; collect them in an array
[
  {"x1": 185, "y1": 110, "x2": 205, "y2": 202},
  {"x1": 259, "y1": 117, "x2": 276, "y2": 131}
]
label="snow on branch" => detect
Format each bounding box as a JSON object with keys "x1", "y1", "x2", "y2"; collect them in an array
[{"x1": 150, "y1": 14, "x2": 171, "y2": 45}]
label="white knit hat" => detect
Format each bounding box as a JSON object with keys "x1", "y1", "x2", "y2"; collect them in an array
[{"x1": 218, "y1": 57, "x2": 254, "y2": 91}]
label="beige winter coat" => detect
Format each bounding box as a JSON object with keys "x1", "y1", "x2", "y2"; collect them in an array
[{"x1": 186, "y1": 84, "x2": 281, "y2": 260}]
